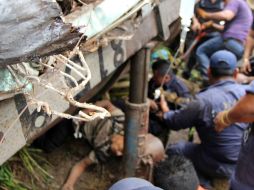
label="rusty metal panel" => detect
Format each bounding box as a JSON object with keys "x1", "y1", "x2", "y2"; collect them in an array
[
  {"x1": 0, "y1": 0, "x2": 81, "y2": 66},
  {"x1": 0, "y1": 0, "x2": 180, "y2": 165},
  {"x1": 0, "y1": 98, "x2": 26, "y2": 165},
  {"x1": 155, "y1": 0, "x2": 180, "y2": 40}
]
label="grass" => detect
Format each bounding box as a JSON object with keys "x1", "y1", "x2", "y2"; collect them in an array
[{"x1": 0, "y1": 147, "x2": 54, "y2": 190}]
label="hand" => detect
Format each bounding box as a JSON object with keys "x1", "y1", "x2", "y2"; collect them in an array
[
  {"x1": 149, "y1": 99, "x2": 159, "y2": 112},
  {"x1": 191, "y1": 20, "x2": 201, "y2": 32},
  {"x1": 241, "y1": 58, "x2": 252, "y2": 74},
  {"x1": 155, "y1": 111, "x2": 164, "y2": 120},
  {"x1": 159, "y1": 94, "x2": 170, "y2": 113},
  {"x1": 201, "y1": 20, "x2": 213, "y2": 30},
  {"x1": 196, "y1": 8, "x2": 208, "y2": 19},
  {"x1": 236, "y1": 73, "x2": 249, "y2": 84},
  {"x1": 62, "y1": 184, "x2": 74, "y2": 190},
  {"x1": 214, "y1": 111, "x2": 231, "y2": 132}
]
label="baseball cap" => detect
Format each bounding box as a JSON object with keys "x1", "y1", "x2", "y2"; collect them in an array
[
  {"x1": 109, "y1": 177, "x2": 162, "y2": 190},
  {"x1": 210, "y1": 50, "x2": 237, "y2": 71}
]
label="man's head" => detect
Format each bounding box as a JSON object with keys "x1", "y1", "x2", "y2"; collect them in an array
[
  {"x1": 110, "y1": 134, "x2": 124, "y2": 156},
  {"x1": 152, "y1": 59, "x2": 173, "y2": 86},
  {"x1": 153, "y1": 155, "x2": 200, "y2": 190},
  {"x1": 208, "y1": 50, "x2": 238, "y2": 81}
]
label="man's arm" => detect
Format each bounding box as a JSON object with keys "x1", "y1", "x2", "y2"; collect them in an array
[
  {"x1": 197, "y1": 8, "x2": 235, "y2": 21},
  {"x1": 215, "y1": 93, "x2": 254, "y2": 132},
  {"x1": 160, "y1": 95, "x2": 202, "y2": 130},
  {"x1": 201, "y1": 20, "x2": 225, "y2": 31},
  {"x1": 242, "y1": 29, "x2": 254, "y2": 73},
  {"x1": 62, "y1": 156, "x2": 94, "y2": 190}
]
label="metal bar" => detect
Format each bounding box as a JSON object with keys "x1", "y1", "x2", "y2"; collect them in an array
[
  {"x1": 129, "y1": 49, "x2": 149, "y2": 103},
  {"x1": 124, "y1": 48, "x2": 149, "y2": 177}
]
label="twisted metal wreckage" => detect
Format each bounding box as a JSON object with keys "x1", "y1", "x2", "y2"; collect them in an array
[{"x1": 0, "y1": 0, "x2": 181, "y2": 166}]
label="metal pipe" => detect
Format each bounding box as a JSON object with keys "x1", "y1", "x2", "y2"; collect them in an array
[
  {"x1": 124, "y1": 48, "x2": 150, "y2": 177},
  {"x1": 129, "y1": 48, "x2": 149, "y2": 103}
]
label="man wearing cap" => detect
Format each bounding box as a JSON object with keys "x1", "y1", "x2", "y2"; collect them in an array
[
  {"x1": 148, "y1": 59, "x2": 191, "y2": 141},
  {"x1": 158, "y1": 50, "x2": 249, "y2": 187},
  {"x1": 195, "y1": 0, "x2": 253, "y2": 81},
  {"x1": 214, "y1": 80, "x2": 254, "y2": 190}
]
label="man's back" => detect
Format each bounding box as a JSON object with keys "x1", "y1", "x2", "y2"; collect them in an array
[
  {"x1": 196, "y1": 80, "x2": 248, "y2": 162},
  {"x1": 223, "y1": 0, "x2": 252, "y2": 42}
]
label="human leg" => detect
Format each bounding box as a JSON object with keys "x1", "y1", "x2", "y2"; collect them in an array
[
  {"x1": 196, "y1": 36, "x2": 224, "y2": 80},
  {"x1": 224, "y1": 39, "x2": 244, "y2": 60},
  {"x1": 166, "y1": 140, "x2": 199, "y2": 159}
]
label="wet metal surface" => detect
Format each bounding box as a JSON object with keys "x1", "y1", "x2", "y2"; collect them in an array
[{"x1": 0, "y1": 0, "x2": 81, "y2": 66}]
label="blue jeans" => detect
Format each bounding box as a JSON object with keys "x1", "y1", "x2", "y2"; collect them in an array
[{"x1": 196, "y1": 36, "x2": 244, "y2": 79}]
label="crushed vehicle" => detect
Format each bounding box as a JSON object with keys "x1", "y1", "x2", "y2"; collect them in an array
[{"x1": 0, "y1": 0, "x2": 183, "y2": 165}]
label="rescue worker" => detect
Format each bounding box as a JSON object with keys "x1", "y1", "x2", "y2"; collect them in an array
[
  {"x1": 158, "y1": 50, "x2": 249, "y2": 187},
  {"x1": 214, "y1": 80, "x2": 254, "y2": 190},
  {"x1": 192, "y1": 0, "x2": 225, "y2": 35},
  {"x1": 195, "y1": 0, "x2": 253, "y2": 82},
  {"x1": 148, "y1": 59, "x2": 191, "y2": 102},
  {"x1": 148, "y1": 59, "x2": 191, "y2": 140},
  {"x1": 183, "y1": 0, "x2": 225, "y2": 79}
]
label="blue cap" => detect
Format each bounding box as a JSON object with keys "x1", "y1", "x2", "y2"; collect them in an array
[
  {"x1": 210, "y1": 50, "x2": 237, "y2": 71},
  {"x1": 109, "y1": 178, "x2": 162, "y2": 190}
]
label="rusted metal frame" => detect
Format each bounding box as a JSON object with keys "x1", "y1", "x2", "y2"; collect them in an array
[
  {"x1": 0, "y1": 0, "x2": 180, "y2": 165},
  {"x1": 124, "y1": 48, "x2": 150, "y2": 177}
]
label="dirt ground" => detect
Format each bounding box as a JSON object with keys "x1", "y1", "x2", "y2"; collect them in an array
[
  {"x1": 34, "y1": 138, "x2": 123, "y2": 190},
  {"x1": 11, "y1": 129, "x2": 228, "y2": 190}
]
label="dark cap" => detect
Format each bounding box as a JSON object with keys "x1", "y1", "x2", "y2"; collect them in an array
[{"x1": 210, "y1": 50, "x2": 237, "y2": 71}]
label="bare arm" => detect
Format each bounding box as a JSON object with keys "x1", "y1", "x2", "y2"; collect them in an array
[
  {"x1": 62, "y1": 156, "x2": 94, "y2": 190},
  {"x1": 242, "y1": 29, "x2": 254, "y2": 73},
  {"x1": 197, "y1": 8, "x2": 235, "y2": 21},
  {"x1": 214, "y1": 93, "x2": 254, "y2": 132},
  {"x1": 191, "y1": 15, "x2": 201, "y2": 32},
  {"x1": 201, "y1": 20, "x2": 224, "y2": 31},
  {"x1": 95, "y1": 100, "x2": 116, "y2": 113},
  {"x1": 227, "y1": 94, "x2": 254, "y2": 123}
]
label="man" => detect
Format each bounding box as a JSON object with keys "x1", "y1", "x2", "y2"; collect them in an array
[
  {"x1": 195, "y1": 0, "x2": 252, "y2": 81},
  {"x1": 153, "y1": 155, "x2": 205, "y2": 190},
  {"x1": 62, "y1": 100, "x2": 165, "y2": 190},
  {"x1": 62, "y1": 100, "x2": 125, "y2": 190},
  {"x1": 241, "y1": 0, "x2": 254, "y2": 75},
  {"x1": 192, "y1": 0, "x2": 225, "y2": 35},
  {"x1": 214, "y1": 80, "x2": 254, "y2": 190},
  {"x1": 183, "y1": 0, "x2": 225, "y2": 79},
  {"x1": 148, "y1": 59, "x2": 191, "y2": 138},
  {"x1": 158, "y1": 50, "x2": 249, "y2": 187},
  {"x1": 148, "y1": 59, "x2": 191, "y2": 102}
]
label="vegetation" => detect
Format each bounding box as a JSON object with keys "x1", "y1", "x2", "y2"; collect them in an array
[{"x1": 0, "y1": 147, "x2": 53, "y2": 190}]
